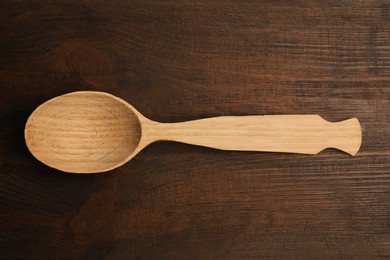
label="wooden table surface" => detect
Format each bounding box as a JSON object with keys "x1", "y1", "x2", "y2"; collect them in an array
[{"x1": 1, "y1": 1, "x2": 390, "y2": 259}]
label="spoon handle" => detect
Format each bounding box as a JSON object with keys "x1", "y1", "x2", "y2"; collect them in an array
[{"x1": 149, "y1": 115, "x2": 362, "y2": 155}]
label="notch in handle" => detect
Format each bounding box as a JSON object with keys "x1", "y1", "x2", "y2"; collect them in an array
[{"x1": 148, "y1": 115, "x2": 362, "y2": 156}]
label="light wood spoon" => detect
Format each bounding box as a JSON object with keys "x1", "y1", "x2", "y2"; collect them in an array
[{"x1": 25, "y1": 91, "x2": 362, "y2": 174}]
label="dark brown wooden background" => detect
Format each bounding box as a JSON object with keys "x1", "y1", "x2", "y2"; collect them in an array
[{"x1": 1, "y1": 1, "x2": 390, "y2": 259}]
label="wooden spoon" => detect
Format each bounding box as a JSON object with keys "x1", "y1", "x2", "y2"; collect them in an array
[{"x1": 25, "y1": 91, "x2": 362, "y2": 174}]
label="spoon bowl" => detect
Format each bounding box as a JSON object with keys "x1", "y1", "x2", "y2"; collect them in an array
[
  {"x1": 25, "y1": 92, "x2": 143, "y2": 173},
  {"x1": 25, "y1": 91, "x2": 362, "y2": 174}
]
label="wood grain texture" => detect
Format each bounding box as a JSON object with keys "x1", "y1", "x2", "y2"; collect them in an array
[
  {"x1": 25, "y1": 92, "x2": 143, "y2": 173},
  {"x1": 25, "y1": 91, "x2": 361, "y2": 173},
  {"x1": 1, "y1": 0, "x2": 390, "y2": 258},
  {"x1": 146, "y1": 115, "x2": 361, "y2": 156}
]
